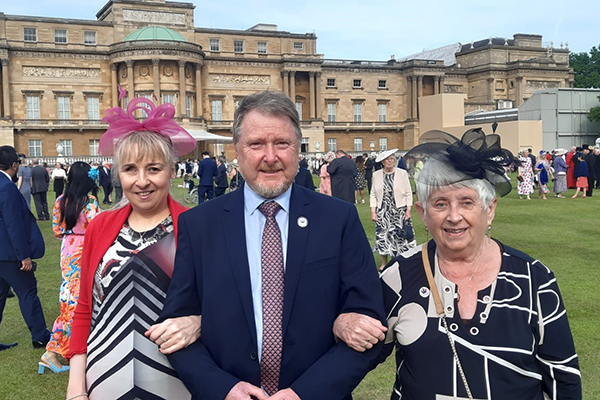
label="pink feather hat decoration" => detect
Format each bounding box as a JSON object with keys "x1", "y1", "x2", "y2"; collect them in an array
[{"x1": 99, "y1": 97, "x2": 197, "y2": 157}]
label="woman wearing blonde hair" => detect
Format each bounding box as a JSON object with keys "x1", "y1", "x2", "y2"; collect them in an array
[
  {"x1": 319, "y1": 151, "x2": 335, "y2": 195},
  {"x1": 66, "y1": 99, "x2": 199, "y2": 400}
]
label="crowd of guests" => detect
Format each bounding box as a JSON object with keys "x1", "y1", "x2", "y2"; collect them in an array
[
  {"x1": 517, "y1": 145, "x2": 600, "y2": 199},
  {"x1": 0, "y1": 93, "x2": 584, "y2": 400}
]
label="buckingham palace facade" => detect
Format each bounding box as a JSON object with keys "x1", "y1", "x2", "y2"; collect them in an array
[{"x1": 0, "y1": 0, "x2": 574, "y2": 159}]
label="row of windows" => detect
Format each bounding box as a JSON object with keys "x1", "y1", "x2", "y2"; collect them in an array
[
  {"x1": 26, "y1": 96, "x2": 100, "y2": 121},
  {"x1": 326, "y1": 137, "x2": 388, "y2": 152},
  {"x1": 208, "y1": 38, "x2": 303, "y2": 54},
  {"x1": 326, "y1": 78, "x2": 387, "y2": 89},
  {"x1": 26, "y1": 93, "x2": 196, "y2": 121},
  {"x1": 27, "y1": 139, "x2": 100, "y2": 157},
  {"x1": 326, "y1": 102, "x2": 388, "y2": 122},
  {"x1": 23, "y1": 28, "x2": 97, "y2": 45}
]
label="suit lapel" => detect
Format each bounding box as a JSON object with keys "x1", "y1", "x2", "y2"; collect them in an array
[
  {"x1": 282, "y1": 185, "x2": 311, "y2": 337},
  {"x1": 222, "y1": 188, "x2": 258, "y2": 347}
]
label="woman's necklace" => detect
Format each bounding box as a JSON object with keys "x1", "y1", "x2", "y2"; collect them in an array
[{"x1": 439, "y1": 244, "x2": 486, "y2": 302}]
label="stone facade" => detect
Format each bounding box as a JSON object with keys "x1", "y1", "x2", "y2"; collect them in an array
[{"x1": 0, "y1": 1, "x2": 574, "y2": 159}]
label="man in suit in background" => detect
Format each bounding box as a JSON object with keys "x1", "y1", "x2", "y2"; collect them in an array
[
  {"x1": 30, "y1": 158, "x2": 50, "y2": 220},
  {"x1": 98, "y1": 161, "x2": 113, "y2": 204},
  {"x1": 0, "y1": 146, "x2": 50, "y2": 351},
  {"x1": 197, "y1": 151, "x2": 218, "y2": 203},
  {"x1": 160, "y1": 91, "x2": 385, "y2": 399},
  {"x1": 214, "y1": 155, "x2": 229, "y2": 198},
  {"x1": 327, "y1": 149, "x2": 356, "y2": 203},
  {"x1": 363, "y1": 152, "x2": 373, "y2": 194}
]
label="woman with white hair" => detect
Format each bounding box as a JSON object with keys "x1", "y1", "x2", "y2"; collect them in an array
[
  {"x1": 319, "y1": 151, "x2": 335, "y2": 195},
  {"x1": 370, "y1": 149, "x2": 415, "y2": 270},
  {"x1": 552, "y1": 149, "x2": 568, "y2": 197},
  {"x1": 333, "y1": 129, "x2": 581, "y2": 400}
]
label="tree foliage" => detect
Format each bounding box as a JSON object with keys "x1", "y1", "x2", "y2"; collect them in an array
[
  {"x1": 570, "y1": 46, "x2": 600, "y2": 88},
  {"x1": 588, "y1": 96, "x2": 600, "y2": 132}
]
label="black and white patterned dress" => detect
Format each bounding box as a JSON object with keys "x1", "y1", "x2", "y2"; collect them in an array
[
  {"x1": 373, "y1": 172, "x2": 415, "y2": 256},
  {"x1": 380, "y1": 240, "x2": 581, "y2": 400},
  {"x1": 86, "y1": 216, "x2": 191, "y2": 400}
]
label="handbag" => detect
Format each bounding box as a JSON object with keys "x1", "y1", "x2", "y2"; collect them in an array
[{"x1": 517, "y1": 175, "x2": 524, "y2": 182}]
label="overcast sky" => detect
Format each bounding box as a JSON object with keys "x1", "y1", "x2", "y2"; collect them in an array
[{"x1": 2, "y1": 0, "x2": 598, "y2": 60}]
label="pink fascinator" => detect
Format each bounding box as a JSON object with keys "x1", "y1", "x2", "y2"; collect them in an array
[{"x1": 99, "y1": 97, "x2": 197, "y2": 156}]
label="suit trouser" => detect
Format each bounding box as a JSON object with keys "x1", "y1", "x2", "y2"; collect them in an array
[
  {"x1": 101, "y1": 183, "x2": 113, "y2": 203},
  {"x1": 214, "y1": 187, "x2": 227, "y2": 197},
  {"x1": 31, "y1": 192, "x2": 49, "y2": 220},
  {"x1": 365, "y1": 173, "x2": 372, "y2": 194},
  {"x1": 588, "y1": 177, "x2": 595, "y2": 196},
  {"x1": 198, "y1": 185, "x2": 214, "y2": 203},
  {"x1": 0, "y1": 260, "x2": 50, "y2": 342}
]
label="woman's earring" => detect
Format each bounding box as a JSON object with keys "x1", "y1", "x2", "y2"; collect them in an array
[
  {"x1": 425, "y1": 226, "x2": 429, "y2": 242},
  {"x1": 487, "y1": 225, "x2": 491, "y2": 238}
]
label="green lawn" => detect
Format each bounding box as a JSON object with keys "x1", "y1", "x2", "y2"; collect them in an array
[{"x1": 0, "y1": 175, "x2": 598, "y2": 399}]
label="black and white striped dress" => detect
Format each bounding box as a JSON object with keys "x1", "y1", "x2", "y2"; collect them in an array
[{"x1": 87, "y1": 216, "x2": 190, "y2": 400}]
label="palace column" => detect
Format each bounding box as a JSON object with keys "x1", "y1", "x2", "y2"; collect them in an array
[
  {"x1": 515, "y1": 77, "x2": 523, "y2": 106},
  {"x1": 487, "y1": 78, "x2": 494, "y2": 102},
  {"x1": 126, "y1": 60, "x2": 134, "y2": 99},
  {"x1": 282, "y1": 71, "x2": 289, "y2": 96},
  {"x1": 290, "y1": 71, "x2": 296, "y2": 104},
  {"x1": 416, "y1": 75, "x2": 423, "y2": 119},
  {"x1": 434, "y1": 76, "x2": 440, "y2": 95},
  {"x1": 178, "y1": 60, "x2": 186, "y2": 117},
  {"x1": 195, "y1": 63, "x2": 203, "y2": 118},
  {"x1": 411, "y1": 76, "x2": 417, "y2": 119},
  {"x1": 315, "y1": 72, "x2": 322, "y2": 119},
  {"x1": 439, "y1": 76, "x2": 445, "y2": 94},
  {"x1": 309, "y1": 71, "x2": 316, "y2": 119},
  {"x1": 405, "y1": 76, "x2": 412, "y2": 120},
  {"x1": 152, "y1": 59, "x2": 160, "y2": 102},
  {"x1": 110, "y1": 63, "x2": 118, "y2": 107},
  {"x1": 2, "y1": 59, "x2": 11, "y2": 118}
]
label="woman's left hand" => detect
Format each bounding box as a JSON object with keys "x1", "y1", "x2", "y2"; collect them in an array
[
  {"x1": 405, "y1": 210, "x2": 411, "y2": 220},
  {"x1": 145, "y1": 315, "x2": 201, "y2": 354}
]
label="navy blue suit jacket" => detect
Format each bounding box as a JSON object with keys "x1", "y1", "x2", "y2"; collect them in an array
[
  {"x1": 198, "y1": 157, "x2": 217, "y2": 187},
  {"x1": 0, "y1": 172, "x2": 45, "y2": 261},
  {"x1": 161, "y1": 184, "x2": 384, "y2": 400},
  {"x1": 214, "y1": 163, "x2": 228, "y2": 188},
  {"x1": 98, "y1": 166, "x2": 112, "y2": 187}
]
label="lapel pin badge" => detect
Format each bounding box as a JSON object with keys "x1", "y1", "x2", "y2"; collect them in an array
[{"x1": 297, "y1": 216, "x2": 308, "y2": 228}]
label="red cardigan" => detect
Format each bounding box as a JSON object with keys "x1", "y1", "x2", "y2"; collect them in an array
[{"x1": 67, "y1": 196, "x2": 188, "y2": 359}]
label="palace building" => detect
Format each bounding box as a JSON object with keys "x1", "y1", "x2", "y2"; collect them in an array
[{"x1": 0, "y1": 0, "x2": 574, "y2": 160}]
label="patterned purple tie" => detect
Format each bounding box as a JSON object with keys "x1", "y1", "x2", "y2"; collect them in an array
[{"x1": 258, "y1": 201, "x2": 284, "y2": 396}]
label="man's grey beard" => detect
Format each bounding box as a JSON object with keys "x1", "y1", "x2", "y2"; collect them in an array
[{"x1": 247, "y1": 180, "x2": 292, "y2": 199}]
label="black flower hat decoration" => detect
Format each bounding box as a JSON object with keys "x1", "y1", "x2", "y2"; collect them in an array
[{"x1": 404, "y1": 128, "x2": 519, "y2": 197}]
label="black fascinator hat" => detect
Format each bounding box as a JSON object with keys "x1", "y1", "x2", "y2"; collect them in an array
[{"x1": 404, "y1": 128, "x2": 519, "y2": 197}]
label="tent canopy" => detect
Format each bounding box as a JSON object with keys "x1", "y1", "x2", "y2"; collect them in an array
[{"x1": 187, "y1": 129, "x2": 233, "y2": 142}]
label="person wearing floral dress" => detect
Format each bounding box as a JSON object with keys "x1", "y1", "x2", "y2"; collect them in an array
[
  {"x1": 517, "y1": 150, "x2": 534, "y2": 199},
  {"x1": 39, "y1": 162, "x2": 99, "y2": 374}
]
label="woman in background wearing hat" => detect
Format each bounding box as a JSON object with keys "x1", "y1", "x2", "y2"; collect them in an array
[
  {"x1": 319, "y1": 151, "x2": 335, "y2": 196},
  {"x1": 535, "y1": 151, "x2": 553, "y2": 200},
  {"x1": 334, "y1": 129, "x2": 581, "y2": 400},
  {"x1": 370, "y1": 149, "x2": 415, "y2": 271},
  {"x1": 517, "y1": 149, "x2": 534, "y2": 200},
  {"x1": 552, "y1": 149, "x2": 568, "y2": 198}
]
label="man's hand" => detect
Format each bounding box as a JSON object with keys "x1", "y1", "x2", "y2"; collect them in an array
[
  {"x1": 145, "y1": 315, "x2": 201, "y2": 355},
  {"x1": 333, "y1": 312, "x2": 387, "y2": 352},
  {"x1": 269, "y1": 388, "x2": 301, "y2": 400},
  {"x1": 20, "y1": 258, "x2": 32, "y2": 271},
  {"x1": 224, "y1": 382, "x2": 268, "y2": 400}
]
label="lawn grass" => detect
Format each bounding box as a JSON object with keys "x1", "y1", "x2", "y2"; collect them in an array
[{"x1": 0, "y1": 175, "x2": 598, "y2": 399}]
